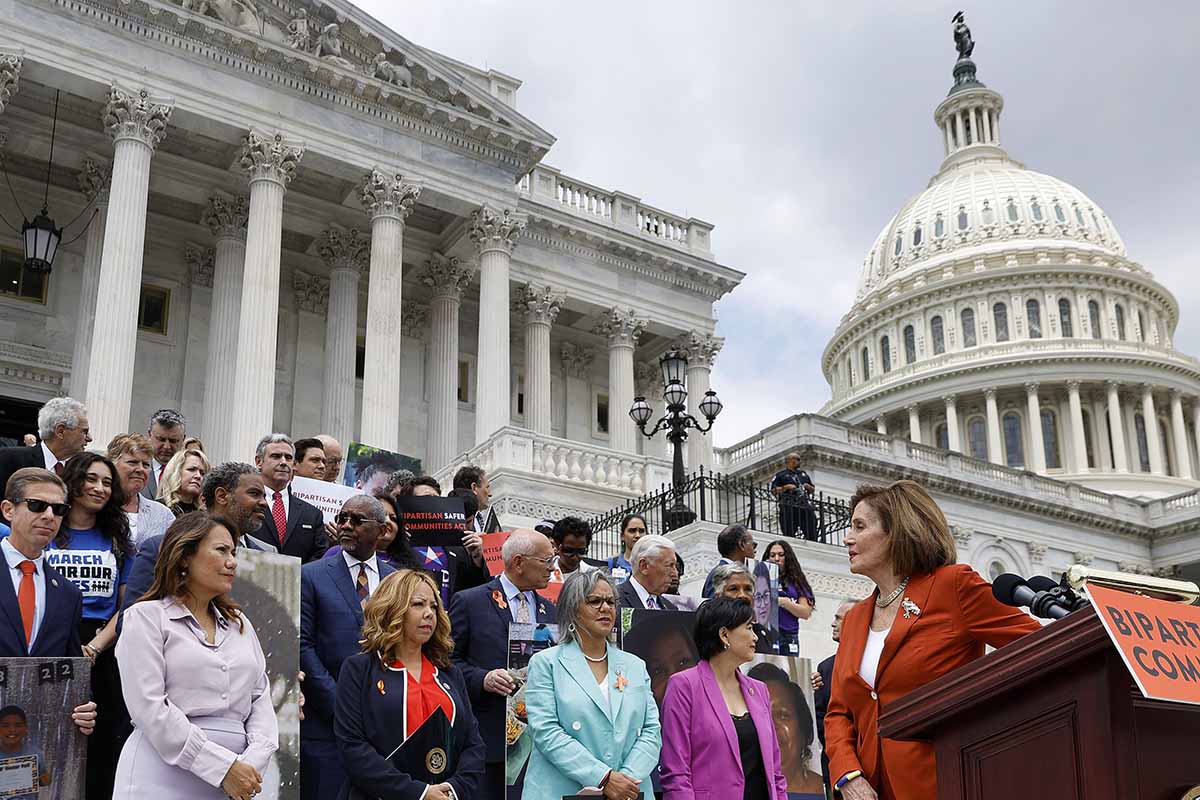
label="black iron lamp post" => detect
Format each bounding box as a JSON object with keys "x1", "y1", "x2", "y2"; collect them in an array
[{"x1": 629, "y1": 348, "x2": 723, "y2": 531}]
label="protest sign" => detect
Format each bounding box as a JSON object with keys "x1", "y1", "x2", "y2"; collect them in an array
[
  {"x1": 290, "y1": 475, "x2": 361, "y2": 524},
  {"x1": 397, "y1": 495, "x2": 466, "y2": 548},
  {"x1": 234, "y1": 549, "x2": 302, "y2": 799},
  {"x1": 0, "y1": 658, "x2": 90, "y2": 800},
  {"x1": 481, "y1": 532, "x2": 509, "y2": 577},
  {"x1": 342, "y1": 443, "x2": 420, "y2": 489},
  {"x1": 505, "y1": 623, "x2": 560, "y2": 800},
  {"x1": 743, "y1": 653, "x2": 825, "y2": 798}
]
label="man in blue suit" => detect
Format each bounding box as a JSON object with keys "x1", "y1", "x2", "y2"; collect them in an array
[
  {"x1": 0, "y1": 468, "x2": 96, "y2": 735},
  {"x1": 300, "y1": 494, "x2": 396, "y2": 800},
  {"x1": 449, "y1": 528, "x2": 558, "y2": 800}
]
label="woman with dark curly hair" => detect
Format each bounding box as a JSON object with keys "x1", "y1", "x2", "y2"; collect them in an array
[
  {"x1": 51, "y1": 452, "x2": 136, "y2": 797},
  {"x1": 746, "y1": 662, "x2": 823, "y2": 793},
  {"x1": 763, "y1": 540, "x2": 814, "y2": 654}
]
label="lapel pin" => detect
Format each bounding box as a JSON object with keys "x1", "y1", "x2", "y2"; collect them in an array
[
  {"x1": 377, "y1": 679, "x2": 386, "y2": 695},
  {"x1": 51, "y1": 579, "x2": 58, "y2": 587},
  {"x1": 901, "y1": 598, "x2": 921, "y2": 619},
  {"x1": 748, "y1": 686, "x2": 755, "y2": 695}
]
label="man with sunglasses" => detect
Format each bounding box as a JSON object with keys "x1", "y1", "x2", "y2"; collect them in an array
[
  {"x1": 0, "y1": 469, "x2": 98, "y2": 736},
  {"x1": 299, "y1": 494, "x2": 396, "y2": 800}
]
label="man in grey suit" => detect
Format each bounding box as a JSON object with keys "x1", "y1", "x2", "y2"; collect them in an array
[
  {"x1": 617, "y1": 533, "x2": 679, "y2": 611},
  {"x1": 141, "y1": 409, "x2": 187, "y2": 501}
]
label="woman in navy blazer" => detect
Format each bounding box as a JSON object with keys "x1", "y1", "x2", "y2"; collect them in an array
[
  {"x1": 659, "y1": 597, "x2": 787, "y2": 800},
  {"x1": 335, "y1": 569, "x2": 484, "y2": 800},
  {"x1": 524, "y1": 570, "x2": 660, "y2": 800}
]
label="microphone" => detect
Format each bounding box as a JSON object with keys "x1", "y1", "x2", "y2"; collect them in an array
[
  {"x1": 1026, "y1": 575, "x2": 1058, "y2": 593},
  {"x1": 1027, "y1": 574, "x2": 1091, "y2": 612},
  {"x1": 992, "y1": 573, "x2": 1073, "y2": 620}
]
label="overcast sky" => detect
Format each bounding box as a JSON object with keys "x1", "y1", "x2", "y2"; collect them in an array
[{"x1": 358, "y1": 1, "x2": 1200, "y2": 448}]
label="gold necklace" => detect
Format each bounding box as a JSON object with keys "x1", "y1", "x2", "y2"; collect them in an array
[{"x1": 875, "y1": 576, "x2": 910, "y2": 608}]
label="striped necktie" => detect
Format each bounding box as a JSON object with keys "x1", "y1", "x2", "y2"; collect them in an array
[{"x1": 356, "y1": 563, "x2": 369, "y2": 604}]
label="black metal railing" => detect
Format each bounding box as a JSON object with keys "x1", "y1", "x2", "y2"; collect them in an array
[{"x1": 588, "y1": 467, "x2": 851, "y2": 560}]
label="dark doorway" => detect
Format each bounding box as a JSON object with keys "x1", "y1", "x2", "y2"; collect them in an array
[{"x1": 0, "y1": 395, "x2": 42, "y2": 447}]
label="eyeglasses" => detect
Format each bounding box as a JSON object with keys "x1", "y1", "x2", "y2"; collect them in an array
[
  {"x1": 560, "y1": 545, "x2": 589, "y2": 557},
  {"x1": 13, "y1": 498, "x2": 70, "y2": 517},
  {"x1": 584, "y1": 596, "x2": 617, "y2": 609},
  {"x1": 524, "y1": 555, "x2": 555, "y2": 568},
  {"x1": 335, "y1": 512, "x2": 378, "y2": 527}
]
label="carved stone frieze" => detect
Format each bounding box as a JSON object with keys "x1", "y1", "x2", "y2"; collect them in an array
[
  {"x1": 635, "y1": 361, "x2": 662, "y2": 396},
  {"x1": 0, "y1": 52, "x2": 22, "y2": 114},
  {"x1": 239, "y1": 130, "x2": 304, "y2": 186},
  {"x1": 401, "y1": 304, "x2": 429, "y2": 339},
  {"x1": 1027, "y1": 542, "x2": 1047, "y2": 564},
  {"x1": 102, "y1": 83, "x2": 174, "y2": 148},
  {"x1": 292, "y1": 270, "x2": 329, "y2": 315}
]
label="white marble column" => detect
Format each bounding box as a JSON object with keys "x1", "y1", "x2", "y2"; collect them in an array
[
  {"x1": 0, "y1": 52, "x2": 21, "y2": 114},
  {"x1": 1192, "y1": 400, "x2": 1200, "y2": 479},
  {"x1": 1142, "y1": 384, "x2": 1165, "y2": 475},
  {"x1": 875, "y1": 416, "x2": 888, "y2": 435},
  {"x1": 1025, "y1": 382, "x2": 1047, "y2": 473},
  {"x1": 678, "y1": 330, "x2": 724, "y2": 470},
  {"x1": 594, "y1": 308, "x2": 645, "y2": 454},
  {"x1": 943, "y1": 395, "x2": 961, "y2": 452},
  {"x1": 199, "y1": 193, "x2": 248, "y2": 461},
  {"x1": 227, "y1": 130, "x2": 304, "y2": 461},
  {"x1": 315, "y1": 226, "x2": 369, "y2": 452},
  {"x1": 85, "y1": 84, "x2": 173, "y2": 446},
  {"x1": 1169, "y1": 390, "x2": 1193, "y2": 480},
  {"x1": 289, "y1": 270, "x2": 329, "y2": 436},
  {"x1": 516, "y1": 284, "x2": 564, "y2": 436},
  {"x1": 1106, "y1": 381, "x2": 1129, "y2": 472},
  {"x1": 907, "y1": 405, "x2": 922, "y2": 445},
  {"x1": 561, "y1": 343, "x2": 596, "y2": 443},
  {"x1": 984, "y1": 389, "x2": 1003, "y2": 464},
  {"x1": 69, "y1": 158, "x2": 109, "y2": 399},
  {"x1": 1067, "y1": 381, "x2": 1089, "y2": 472},
  {"x1": 422, "y1": 253, "x2": 475, "y2": 471},
  {"x1": 470, "y1": 206, "x2": 526, "y2": 444},
  {"x1": 358, "y1": 169, "x2": 419, "y2": 451},
  {"x1": 181, "y1": 243, "x2": 214, "y2": 427}
]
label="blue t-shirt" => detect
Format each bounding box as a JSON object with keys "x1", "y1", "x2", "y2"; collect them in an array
[{"x1": 44, "y1": 528, "x2": 130, "y2": 621}]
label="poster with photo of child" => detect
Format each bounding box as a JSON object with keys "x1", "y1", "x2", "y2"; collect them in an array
[
  {"x1": 0, "y1": 658, "x2": 90, "y2": 800},
  {"x1": 504, "y1": 622, "x2": 559, "y2": 800}
]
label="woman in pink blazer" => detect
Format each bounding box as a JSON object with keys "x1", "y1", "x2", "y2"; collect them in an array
[{"x1": 659, "y1": 597, "x2": 787, "y2": 800}]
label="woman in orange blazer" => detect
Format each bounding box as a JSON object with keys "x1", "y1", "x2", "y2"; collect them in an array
[{"x1": 825, "y1": 481, "x2": 1041, "y2": 800}]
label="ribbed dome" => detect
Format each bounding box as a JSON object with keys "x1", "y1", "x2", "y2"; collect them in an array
[{"x1": 855, "y1": 157, "x2": 1126, "y2": 301}]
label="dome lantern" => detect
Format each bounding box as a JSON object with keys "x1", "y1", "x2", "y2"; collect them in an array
[{"x1": 934, "y1": 13, "x2": 1005, "y2": 165}]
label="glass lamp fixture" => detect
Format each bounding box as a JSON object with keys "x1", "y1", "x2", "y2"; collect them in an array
[
  {"x1": 659, "y1": 349, "x2": 688, "y2": 387},
  {"x1": 628, "y1": 396, "x2": 653, "y2": 426},
  {"x1": 22, "y1": 208, "x2": 62, "y2": 273},
  {"x1": 698, "y1": 390, "x2": 723, "y2": 421},
  {"x1": 663, "y1": 380, "x2": 687, "y2": 409}
]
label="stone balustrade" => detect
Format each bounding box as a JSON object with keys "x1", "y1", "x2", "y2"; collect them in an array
[{"x1": 519, "y1": 164, "x2": 713, "y2": 253}]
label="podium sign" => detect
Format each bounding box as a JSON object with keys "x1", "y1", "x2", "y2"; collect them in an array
[{"x1": 1088, "y1": 583, "x2": 1200, "y2": 706}]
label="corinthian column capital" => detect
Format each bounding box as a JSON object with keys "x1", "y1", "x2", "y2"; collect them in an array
[
  {"x1": 201, "y1": 193, "x2": 250, "y2": 241},
  {"x1": 674, "y1": 329, "x2": 724, "y2": 369},
  {"x1": 515, "y1": 283, "x2": 564, "y2": 327},
  {"x1": 314, "y1": 226, "x2": 370, "y2": 273},
  {"x1": 360, "y1": 169, "x2": 420, "y2": 221},
  {"x1": 469, "y1": 205, "x2": 525, "y2": 255},
  {"x1": 184, "y1": 243, "x2": 214, "y2": 288},
  {"x1": 103, "y1": 83, "x2": 174, "y2": 148},
  {"x1": 239, "y1": 129, "x2": 304, "y2": 186},
  {"x1": 594, "y1": 307, "x2": 645, "y2": 348},
  {"x1": 402, "y1": 304, "x2": 430, "y2": 339},
  {"x1": 0, "y1": 52, "x2": 24, "y2": 114},
  {"x1": 293, "y1": 270, "x2": 330, "y2": 315},
  {"x1": 420, "y1": 252, "x2": 475, "y2": 300}
]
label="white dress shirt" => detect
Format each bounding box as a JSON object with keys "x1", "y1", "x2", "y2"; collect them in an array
[
  {"x1": 629, "y1": 574, "x2": 658, "y2": 609},
  {"x1": 39, "y1": 442, "x2": 61, "y2": 472},
  {"x1": 342, "y1": 551, "x2": 380, "y2": 595},
  {"x1": 858, "y1": 625, "x2": 890, "y2": 689},
  {"x1": 1, "y1": 537, "x2": 47, "y2": 647}
]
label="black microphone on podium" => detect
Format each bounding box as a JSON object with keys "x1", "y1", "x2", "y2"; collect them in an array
[{"x1": 992, "y1": 573, "x2": 1074, "y2": 620}]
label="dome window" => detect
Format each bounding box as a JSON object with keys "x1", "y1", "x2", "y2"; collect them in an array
[
  {"x1": 1137, "y1": 310, "x2": 1146, "y2": 342},
  {"x1": 1074, "y1": 204, "x2": 1086, "y2": 228},
  {"x1": 1006, "y1": 198, "x2": 1019, "y2": 223},
  {"x1": 961, "y1": 307, "x2": 977, "y2": 348},
  {"x1": 934, "y1": 213, "x2": 945, "y2": 238},
  {"x1": 912, "y1": 225, "x2": 923, "y2": 247},
  {"x1": 993, "y1": 302, "x2": 1010, "y2": 342},
  {"x1": 1058, "y1": 298, "x2": 1074, "y2": 338},
  {"x1": 903, "y1": 325, "x2": 917, "y2": 364},
  {"x1": 1026, "y1": 299, "x2": 1042, "y2": 339},
  {"x1": 968, "y1": 417, "x2": 988, "y2": 461},
  {"x1": 1003, "y1": 412, "x2": 1025, "y2": 468},
  {"x1": 1135, "y1": 414, "x2": 1151, "y2": 472},
  {"x1": 894, "y1": 233, "x2": 903, "y2": 258},
  {"x1": 931, "y1": 315, "x2": 945, "y2": 355},
  {"x1": 861, "y1": 347, "x2": 871, "y2": 381},
  {"x1": 1042, "y1": 409, "x2": 1062, "y2": 469},
  {"x1": 880, "y1": 335, "x2": 892, "y2": 373},
  {"x1": 981, "y1": 200, "x2": 995, "y2": 226},
  {"x1": 1115, "y1": 304, "x2": 1127, "y2": 340},
  {"x1": 935, "y1": 423, "x2": 949, "y2": 450},
  {"x1": 1030, "y1": 198, "x2": 1044, "y2": 222},
  {"x1": 1053, "y1": 201, "x2": 1067, "y2": 224},
  {"x1": 1088, "y1": 300, "x2": 1102, "y2": 339},
  {"x1": 957, "y1": 206, "x2": 970, "y2": 231}
]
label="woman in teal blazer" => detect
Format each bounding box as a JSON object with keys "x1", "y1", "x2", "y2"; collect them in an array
[{"x1": 524, "y1": 570, "x2": 661, "y2": 800}]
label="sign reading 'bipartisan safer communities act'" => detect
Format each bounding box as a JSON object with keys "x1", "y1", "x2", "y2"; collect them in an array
[
  {"x1": 397, "y1": 495, "x2": 467, "y2": 548},
  {"x1": 1089, "y1": 583, "x2": 1200, "y2": 706}
]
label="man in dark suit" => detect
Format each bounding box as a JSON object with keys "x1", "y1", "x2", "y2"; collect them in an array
[
  {"x1": 0, "y1": 468, "x2": 96, "y2": 735},
  {"x1": 252, "y1": 434, "x2": 326, "y2": 562},
  {"x1": 813, "y1": 597, "x2": 858, "y2": 794},
  {"x1": 453, "y1": 464, "x2": 495, "y2": 532},
  {"x1": 617, "y1": 533, "x2": 679, "y2": 611},
  {"x1": 449, "y1": 528, "x2": 557, "y2": 800},
  {"x1": 0, "y1": 397, "x2": 92, "y2": 494},
  {"x1": 300, "y1": 495, "x2": 396, "y2": 800},
  {"x1": 141, "y1": 408, "x2": 187, "y2": 500}
]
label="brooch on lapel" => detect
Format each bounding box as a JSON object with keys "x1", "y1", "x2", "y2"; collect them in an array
[
  {"x1": 492, "y1": 590, "x2": 507, "y2": 610},
  {"x1": 901, "y1": 597, "x2": 921, "y2": 619},
  {"x1": 613, "y1": 671, "x2": 628, "y2": 693},
  {"x1": 538, "y1": 602, "x2": 547, "y2": 617},
  {"x1": 377, "y1": 680, "x2": 386, "y2": 696}
]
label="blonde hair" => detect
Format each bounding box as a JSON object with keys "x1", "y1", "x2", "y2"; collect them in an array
[
  {"x1": 157, "y1": 448, "x2": 211, "y2": 507},
  {"x1": 359, "y1": 570, "x2": 453, "y2": 668},
  {"x1": 106, "y1": 433, "x2": 154, "y2": 461},
  {"x1": 850, "y1": 480, "x2": 956, "y2": 577}
]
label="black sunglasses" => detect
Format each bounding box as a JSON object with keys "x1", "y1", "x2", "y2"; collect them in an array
[
  {"x1": 335, "y1": 511, "x2": 378, "y2": 527},
  {"x1": 560, "y1": 545, "x2": 589, "y2": 557},
  {"x1": 14, "y1": 498, "x2": 70, "y2": 517}
]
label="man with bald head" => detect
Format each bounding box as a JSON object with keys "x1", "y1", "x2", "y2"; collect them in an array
[
  {"x1": 299, "y1": 494, "x2": 396, "y2": 800},
  {"x1": 449, "y1": 528, "x2": 557, "y2": 800},
  {"x1": 314, "y1": 434, "x2": 343, "y2": 484}
]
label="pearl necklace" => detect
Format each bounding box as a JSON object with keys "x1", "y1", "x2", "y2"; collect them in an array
[
  {"x1": 876, "y1": 576, "x2": 910, "y2": 608},
  {"x1": 582, "y1": 645, "x2": 609, "y2": 662}
]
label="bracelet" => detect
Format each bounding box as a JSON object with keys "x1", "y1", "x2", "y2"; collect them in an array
[
  {"x1": 835, "y1": 771, "x2": 863, "y2": 791},
  {"x1": 81, "y1": 644, "x2": 98, "y2": 662}
]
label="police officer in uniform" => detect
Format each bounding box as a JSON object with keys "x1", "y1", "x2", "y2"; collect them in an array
[{"x1": 770, "y1": 452, "x2": 817, "y2": 540}]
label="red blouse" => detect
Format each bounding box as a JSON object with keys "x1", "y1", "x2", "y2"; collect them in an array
[{"x1": 391, "y1": 654, "x2": 454, "y2": 736}]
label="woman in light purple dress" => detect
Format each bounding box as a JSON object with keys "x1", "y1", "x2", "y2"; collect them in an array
[{"x1": 114, "y1": 511, "x2": 277, "y2": 800}]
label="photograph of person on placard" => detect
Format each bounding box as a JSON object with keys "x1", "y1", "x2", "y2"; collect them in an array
[
  {"x1": 0, "y1": 659, "x2": 89, "y2": 800},
  {"x1": 341, "y1": 443, "x2": 420, "y2": 491},
  {"x1": 0, "y1": 704, "x2": 49, "y2": 800},
  {"x1": 504, "y1": 622, "x2": 559, "y2": 800},
  {"x1": 743, "y1": 656, "x2": 824, "y2": 798}
]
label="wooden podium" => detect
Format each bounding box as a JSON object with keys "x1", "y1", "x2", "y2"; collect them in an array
[{"x1": 878, "y1": 608, "x2": 1200, "y2": 799}]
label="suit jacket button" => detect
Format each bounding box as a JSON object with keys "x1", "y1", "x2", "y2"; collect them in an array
[
  {"x1": 572, "y1": 721, "x2": 582, "y2": 731},
  {"x1": 870, "y1": 691, "x2": 878, "y2": 700}
]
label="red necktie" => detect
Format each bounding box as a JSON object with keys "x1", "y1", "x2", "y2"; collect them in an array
[
  {"x1": 158, "y1": 463, "x2": 166, "y2": 482},
  {"x1": 271, "y1": 491, "x2": 287, "y2": 545},
  {"x1": 17, "y1": 561, "x2": 36, "y2": 647},
  {"x1": 52, "y1": 462, "x2": 63, "y2": 476}
]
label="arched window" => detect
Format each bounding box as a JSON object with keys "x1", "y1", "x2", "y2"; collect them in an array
[
  {"x1": 1137, "y1": 310, "x2": 1146, "y2": 342},
  {"x1": 957, "y1": 206, "x2": 969, "y2": 231},
  {"x1": 1058, "y1": 298, "x2": 1074, "y2": 338},
  {"x1": 935, "y1": 422, "x2": 949, "y2": 451},
  {"x1": 993, "y1": 302, "x2": 1010, "y2": 342},
  {"x1": 1041, "y1": 409, "x2": 1062, "y2": 469},
  {"x1": 903, "y1": 325, "x2": 917, "y2": 364},
  {"x1": 1114, "y1": 304, "x2": 1126, "y2": 340},
  {"x1": 931, "y1": 316, "x2": 945, "y2": 355},
  {"x1": 1053, "y1": 200, "x2": 1066, "y2": 224},
  {"x1": 981, "y1": 200, "x2": 995, "y2": 226},
  {"x1": 1030, "y1": 198, "x2": 1044, "y2": 222},
  {"x1": 1074, "y1": 204, "x2": 1086, "y2": 228},
  {"x1": 934, "y1": 213, "x2": 945, "y2": 238},
  {"x1": 1081, "y1": 409, "x2": 1096, "y2": 469},
  {"x1": 961, "y1": 307, "x2": 977, "y2": 348},
  {"x1": 1026, "y1": 299, "x2": 1042, "y2": 339},
  {"x1": 968, "y1": 417, "x2": 988, "y2": 461},
  {"x1": 880, "y1": 336, "x2": 892, "y2": 373},
  {"x1": 912, "y1": 225, "x2": 923, "y2": 247},
  {"x1": 847, "y1": 356, "x2": 854, "y2": 387},
  {"x1": 894, "y1": 234, "x2": 903, "y2": 257},
  {"x1": 1088, "y1": 300, "x2": 1102, "y2": 339},
  {"x1": 1159, "y1": 417, "x2": 1173, "y2": 477},
  {"x1": 861, "y1": 347, "x2": 871, "y2": 381},
  {"x1": 1003, "y1": 412, "x2": 1024, "y2": 468},
  {"x1": 1006, "y1": 197, "x2": 1019, "y2": 223},
  {"x1": 1135, "y1": 414, "x2": 1150, "y2": 472}
]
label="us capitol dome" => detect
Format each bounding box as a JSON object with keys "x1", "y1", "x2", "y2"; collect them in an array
[{"x1": 820, "y1": 38, "x2": 1200, "y2": 499}]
